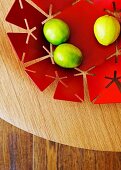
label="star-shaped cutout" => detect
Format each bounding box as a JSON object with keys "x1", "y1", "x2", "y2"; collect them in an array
[
  {"x1": 104, "y1": 1, "x2": 121, "y2": 22},
  {"x1": 105, "y1": 70, "x2": 121, "y2": 92}
]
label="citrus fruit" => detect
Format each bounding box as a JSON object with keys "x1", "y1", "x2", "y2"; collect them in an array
[
  {"x1": 43, "y1": 19, "x2": 70, "y2": 45},
  {"x1": 53, "y1": 43, "x2": 83, "y2": 68},
  {"x1": 94, "y1": 15, "x2": 120, "y2": 46}
]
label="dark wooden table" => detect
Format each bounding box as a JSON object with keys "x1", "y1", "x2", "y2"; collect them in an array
[{"x1": 0, "y1": 119, "x2": 121, "y2": 170}]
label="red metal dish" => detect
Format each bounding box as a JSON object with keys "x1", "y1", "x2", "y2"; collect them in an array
[{"x1": 6, "y1": 0, "x2": 121, "y2": 103}]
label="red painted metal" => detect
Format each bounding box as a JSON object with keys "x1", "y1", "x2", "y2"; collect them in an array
[{"x1": 6, "y1": 0, "x2": 121, "y2": 103}]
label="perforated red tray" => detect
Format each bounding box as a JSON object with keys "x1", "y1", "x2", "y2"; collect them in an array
[{"x1": 6, "y1": 0, "x2": 121, "y2": 103}]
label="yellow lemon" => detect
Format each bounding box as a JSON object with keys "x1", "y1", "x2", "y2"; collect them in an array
[{"x1": 94, "y1": 15, "x2": 120, "y2": 46}]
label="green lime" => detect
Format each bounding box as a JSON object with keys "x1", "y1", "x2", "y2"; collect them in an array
[
  {"x1": 43, "y1": 19, "x2": 70, "y2": 45},
  {"x1": 94, "y1": 15, "x2": 120, "y2": 46},
  {"x1": 53, "y1": 43, "x2": 83, "y2": 68}
]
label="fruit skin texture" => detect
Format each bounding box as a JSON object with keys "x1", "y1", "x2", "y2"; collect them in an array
[
  {"x1": 43, "y1": 19, "x2": 70, "y2": 45},
  {"x1": 94, "y1": 15, "x2": 120, "y2": 46},
  {"x1": 53, "y1": 43, "x2": 83, "y2": 68}
]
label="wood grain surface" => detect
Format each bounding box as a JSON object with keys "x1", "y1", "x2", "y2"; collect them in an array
[
  {"x1": 0, "y1": 118, "x2": 121, "y2": 170},
  {"x1": 0, "y1": 0, "x2": 121, "y2": 151}
]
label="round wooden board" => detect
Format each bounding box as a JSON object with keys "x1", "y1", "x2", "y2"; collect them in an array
[{"x1": 1, "y1": 0, "x2": 121, "y2": 152}]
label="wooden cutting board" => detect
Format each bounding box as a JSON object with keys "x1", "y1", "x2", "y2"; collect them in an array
[{"x1": 1, "y1": 0, "x2": 121, "y2": 152}]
